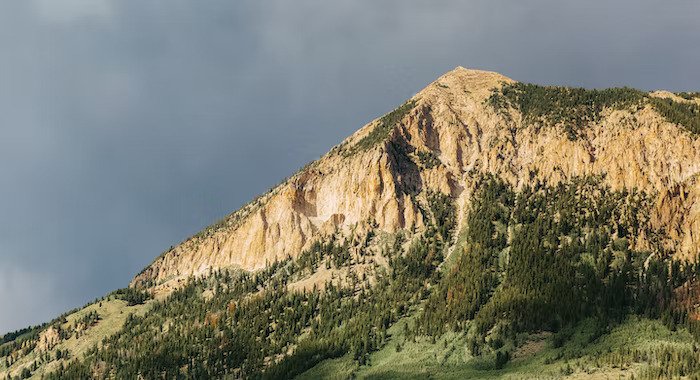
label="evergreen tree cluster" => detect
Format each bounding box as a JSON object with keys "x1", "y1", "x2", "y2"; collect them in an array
[
  {"x1": 650, "y1": 97, "x2": 700, "y2": 135},
  {"x1": 416, "y1": 150, "x2": 441, "y2": 169},
  {"x1": 489, "y1": 82, "x2": 700, "y2": 139},
  {"x1": 112, "y1": 288, "x2": 151, "y2": 306},
  {"x1": 419, "y1": 175, "x2": 700, "y2": 369}
]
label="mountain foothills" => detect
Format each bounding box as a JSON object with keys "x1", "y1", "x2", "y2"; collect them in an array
[{"x1": 4, "y1": 67, "x2": 700, "y2": 379}]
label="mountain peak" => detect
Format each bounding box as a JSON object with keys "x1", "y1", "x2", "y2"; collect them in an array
[
  {"x1": 415, "y1": 67, "x2": 515, "y2": 104},
  {"x1": 440, "y1": 66, "x2": 512, "y2": 82}
]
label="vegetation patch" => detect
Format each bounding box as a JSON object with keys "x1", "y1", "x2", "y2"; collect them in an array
[
  {"x1": 676, "y1": 91, "x2": 700, "y2": 101},
  {"x1": 299, "y1": 316, "x2": 696, "y2": 379},
  {"x1": 112, "y1": 287, "x2": 151, "y2": 306},
  {"x1": 488, "y1": 82, "x2": 646, "y2": 140},
  {"x1": 347, "y1": 100, "x2": 416, "y2": 155},
  {"x1": 416, "y1": 150, "x2": 441, "y2": 169},
  {"x1": 650, "y1": 96, "x2": 700, "y2": 134},
  {"x1": 1, "y1": 298, "x2": 151, "y2": 380},
  {"x1": 489, "y1": 82, "x2": 700, "y2": 139},
  {"x1": 421, "y1": 178, "x2": 513, "y2": 336}
]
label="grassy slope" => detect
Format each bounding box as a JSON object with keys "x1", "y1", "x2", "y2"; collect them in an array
[
  {"x1": 0, "y1": 297, "x2": 151, "y2": 379},
  {"x1": 297, "y1": 315, "x2": 694, "y2": 379}
]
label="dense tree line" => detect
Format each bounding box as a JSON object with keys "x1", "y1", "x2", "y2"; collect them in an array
[
  {"x1": 489, "y1": 82, "x2": 700, "y2": 139},
  {"x1": 650, "y1": 96, "x2": 700, "y2": 135},
  {"x1": 111, "y1": 287, "x2": 151, "y2": 306},
  {"x1": 488, "y1": 82, "x2": 646, "y2": 139}
]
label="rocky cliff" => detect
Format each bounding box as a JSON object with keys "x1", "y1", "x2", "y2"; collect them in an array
[{"x1": 132, "y1": 67, "x2": 700, "y2": 289}]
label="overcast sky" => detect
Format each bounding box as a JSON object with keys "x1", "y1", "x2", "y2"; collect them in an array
[{"x1": 1, "y1": 0, "x2": 699, "y2": 334}]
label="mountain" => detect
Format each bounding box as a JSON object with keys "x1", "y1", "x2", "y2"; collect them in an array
[
  {"x1": 133, "y1": 67, "x2": 700, "y2": 291},
  {"x1": 3, "y1": 67, "x2": 700, "y2": 379}
]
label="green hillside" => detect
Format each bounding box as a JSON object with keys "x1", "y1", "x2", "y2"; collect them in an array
[{"x1": 3, "y1": 173, "x2": 699, "y2": 379}]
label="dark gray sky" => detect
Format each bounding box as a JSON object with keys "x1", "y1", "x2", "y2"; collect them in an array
[{"x1": 1, "y1": 0, "x2": 699, "y2": 334}]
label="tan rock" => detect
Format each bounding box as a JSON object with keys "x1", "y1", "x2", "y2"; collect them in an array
[{"x1": 37, "y1": 326, "x2": 60, "y2": 352}]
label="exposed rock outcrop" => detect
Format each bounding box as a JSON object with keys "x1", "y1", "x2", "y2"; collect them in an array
[{"x1": 37, "y1": 326, "x2": 60, "y2": 352}]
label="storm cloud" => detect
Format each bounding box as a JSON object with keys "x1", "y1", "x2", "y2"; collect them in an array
[{"x1": 1, "y1": 0, "x2": 699, "y2": 333}]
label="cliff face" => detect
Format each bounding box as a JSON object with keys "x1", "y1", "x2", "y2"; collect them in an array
[{"x1": 132, "y1": 67, "x2": 700, "y2": 289}]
